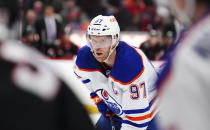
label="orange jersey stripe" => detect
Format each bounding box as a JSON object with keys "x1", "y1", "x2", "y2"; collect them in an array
[
  {"x1": 76, "y1": 64, "x2": 102, "y2": 72},
  {"x1": 125, "y1": 105, "x2": 157, "y2": 121}
]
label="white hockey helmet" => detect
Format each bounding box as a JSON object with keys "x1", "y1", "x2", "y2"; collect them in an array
[{"x1": 86, "y1": 15, "x2": 120, "y2": 50}]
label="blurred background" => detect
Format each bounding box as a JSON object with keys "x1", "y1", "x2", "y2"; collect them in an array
[{"x1": 17, "y1": 0, "x2": 176, "y2": 61}]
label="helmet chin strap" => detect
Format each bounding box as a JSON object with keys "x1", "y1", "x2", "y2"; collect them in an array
[{"x1": 103, "y1": 41, "x2": 119, "y2": 63}]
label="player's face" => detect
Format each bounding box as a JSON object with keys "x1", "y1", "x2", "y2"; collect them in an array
[{"x1": 89, "y1": 35, "x2": 112, "y2": 62}]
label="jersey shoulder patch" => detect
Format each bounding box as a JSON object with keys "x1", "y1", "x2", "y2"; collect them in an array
[{"x1": 110, "y1": 41, "x2": 144, "y2": 85}]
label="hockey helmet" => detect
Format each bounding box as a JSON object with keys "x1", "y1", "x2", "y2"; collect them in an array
[{"x1": 86, "y1": 15, "x2": 120, "y2": 49}]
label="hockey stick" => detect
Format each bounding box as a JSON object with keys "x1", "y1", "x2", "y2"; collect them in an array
[{"x1": 107, "y1": 110, "x2": 116, "y2": 130}]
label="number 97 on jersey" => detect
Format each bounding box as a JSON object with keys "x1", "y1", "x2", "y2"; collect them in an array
[{"x1": 129, "y1": 82, "x2": 147, "y2": 100}]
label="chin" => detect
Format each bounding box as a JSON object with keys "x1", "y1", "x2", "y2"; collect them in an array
[
  {"x1": 96, "y1": 57, "x2": 105, "y2": 62},
  {"x1": 96, "y1": 58, "x2": 104, "y2": 62}
]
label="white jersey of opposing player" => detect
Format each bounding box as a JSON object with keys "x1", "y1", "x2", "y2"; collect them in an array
[
  {"x1": 74, "y1": 41, "x2": 158, "y2": 130},
  {"x1": 0, "y1": 40, "x2": 60, "y2": 100},
  {"x1": 157, "y1": 12, "x2": 210, "y2": 130}
]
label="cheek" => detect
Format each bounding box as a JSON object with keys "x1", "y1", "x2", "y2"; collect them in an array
[{"x1": 104, "y1": 48, "x2": 111, "y2": 55}]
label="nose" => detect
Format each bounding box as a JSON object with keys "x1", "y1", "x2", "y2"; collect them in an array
[{"x1": 94, "y1": 48, "x2": 102, "y2": 51}]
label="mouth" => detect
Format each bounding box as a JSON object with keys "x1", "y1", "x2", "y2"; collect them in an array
[{"x1": 96, "y1": 52, "x2": 103, "y2": 56}]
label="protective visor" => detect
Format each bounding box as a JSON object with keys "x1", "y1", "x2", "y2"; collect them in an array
[{"x1": 87, "y1": 35, "x2": 112, "y2": 49}]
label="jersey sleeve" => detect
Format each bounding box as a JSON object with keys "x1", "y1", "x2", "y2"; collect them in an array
[{"x1": 73, "y1": 62, "x2": 95, "y2": 93}]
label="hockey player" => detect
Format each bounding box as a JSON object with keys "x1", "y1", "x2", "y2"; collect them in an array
[
  {"x1": 74, "y1": 15, "x2": 159, "y2": 130},
  {"x1": 155, "y1": 0, "x2": 210, "y2": 130},
  {"x1": 0, "y1": 0, "x2": 95, "y2": 130}
]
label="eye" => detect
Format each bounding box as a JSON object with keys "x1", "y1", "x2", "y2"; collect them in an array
[{"x1": 92, "y1": 39, "x2": 97, "y2": 44}]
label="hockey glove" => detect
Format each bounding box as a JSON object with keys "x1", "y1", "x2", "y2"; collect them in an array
[{"x1": 90, "y1": 92, "x2": 114, "y2": 117}]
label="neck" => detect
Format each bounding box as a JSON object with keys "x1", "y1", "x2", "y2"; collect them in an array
[{"x1": 104, "y1": 49, "x2": 116, "y2": 67}]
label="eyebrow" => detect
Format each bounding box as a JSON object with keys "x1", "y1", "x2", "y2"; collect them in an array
[{"x1": 91, "y1": 37, "x2": 106, "y2": 41}]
